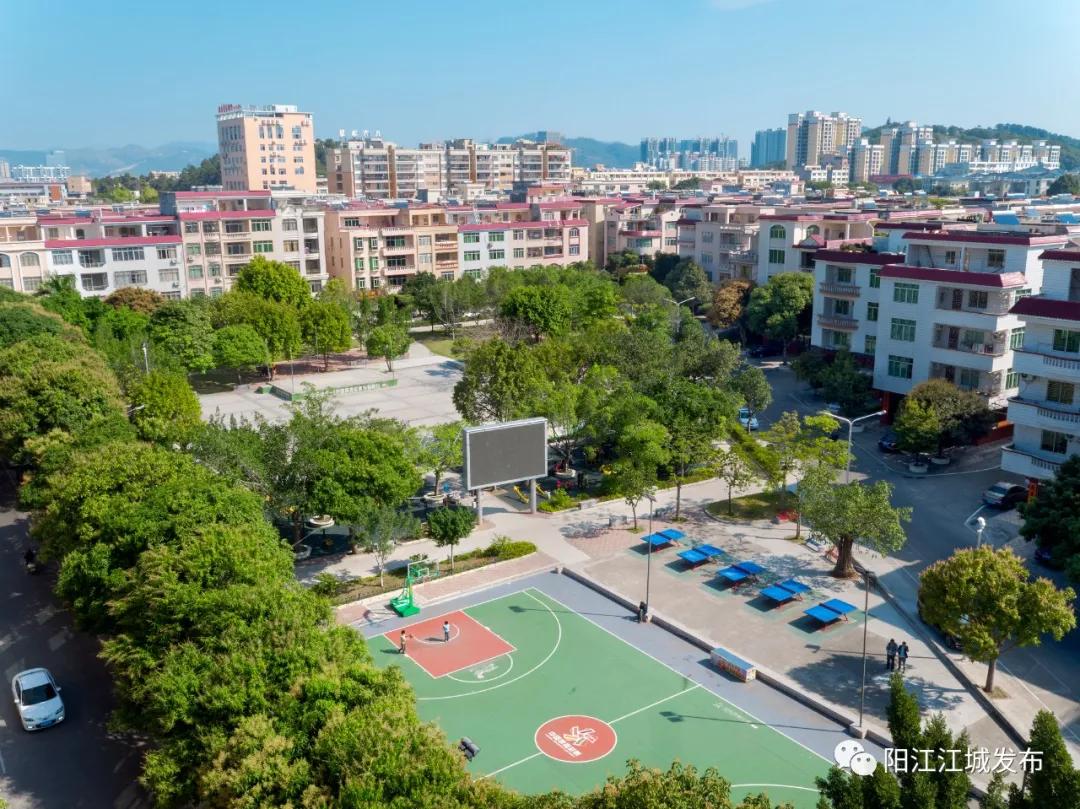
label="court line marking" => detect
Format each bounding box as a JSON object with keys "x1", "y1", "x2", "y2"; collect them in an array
[
  {"x1": 608, "y1": 684, "x2": 702, "y2": 724},
  {"x1": 413, "y1": 623, "x2": 462, "y2": 644},
  {"x1": 482, "y1": 751, "x2": 543, "y2": 780},
  {"x1": 387, "y1": 610, "x2": 518, "y2": 680},
  {"x1": 446, "y1": 652, "x2": 515, "y2": 683},
  {"x1": 731, "y1": 783, "x2": 819, "y2": 793},
  {"x1": 531, "y1": 587, "x2": 833, "y2": 767},
  {"x1": 416, "y1": 590, "x2": 562, "y2": 701}
]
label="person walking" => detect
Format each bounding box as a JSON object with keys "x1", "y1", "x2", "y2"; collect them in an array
[
  {"x1": 886, "y1": 638, "x2": 898, "y2": 671},
  {"x1": 399, "y1": 629, "x2": 408, "y2": 655},
  {"x1": 898, "y1": 641, "x2": 909, "y2": 672},
  {"x1": 443, "y1": 620, "x2": 451, "y2": 643}
]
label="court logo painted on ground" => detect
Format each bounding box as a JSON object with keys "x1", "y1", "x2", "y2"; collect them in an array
[{"x1": 534, "y1": 715, "x2": 617, "y2": 763}]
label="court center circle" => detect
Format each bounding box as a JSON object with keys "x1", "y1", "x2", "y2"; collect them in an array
[{"x1": 534, "y1": 715, "x2": 617, "y2": 763}]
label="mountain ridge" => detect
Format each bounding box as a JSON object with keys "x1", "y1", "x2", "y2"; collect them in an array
[{"x1": 0, "y1": 142, "x2": 218, "y2": 177}]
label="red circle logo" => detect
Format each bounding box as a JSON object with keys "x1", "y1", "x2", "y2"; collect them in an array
[{"x1": 534, "y1": 715, "x2": 617, "y2": 763}]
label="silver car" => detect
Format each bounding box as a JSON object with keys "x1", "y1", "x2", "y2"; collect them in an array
[{"x1": 11, "y1": 668, "x2": 65, "y2": 731}]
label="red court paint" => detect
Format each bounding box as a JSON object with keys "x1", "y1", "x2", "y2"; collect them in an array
[
  {"x1": 534, "y1": 715, "x2": 617, "y2": 763},
  {"x1": 383, "y1": 610, "x2": 515, "y2": 678}
]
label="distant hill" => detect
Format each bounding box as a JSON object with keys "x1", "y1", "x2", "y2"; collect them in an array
[
  {"x1": 861, "y1": 122, "x2": 1080, "y2": 171},
  {"x1": 498, "y1": 133, "x2": 639, "y2": 169},
  {"x1": 0, "y1": 142, "x2": 217, "y2": 177}
]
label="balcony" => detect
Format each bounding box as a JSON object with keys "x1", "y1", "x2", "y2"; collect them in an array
[
  {"x1": 222, "y1": 229, "x2": 251, "y2": 239},
  {"x1": 435, "y1": 259, "x2": 458, "y2": 270},
  {"x1": 1001, "y1": 445, "x2": 1064, "y2": 480},
  {"x1": 817, "y1": 314, "x2": 859, "y2": 331},
  {"x1": 1012, "y1": 347, "x2": 1080, "y2": 380},
  {"x1": 931, "y1": 336, "x2": 1007, "y2": 357},
  {"x1": 1008, "y1": 397, "x2": 1080, "y2": 430},
  {"x1": 819, "y1": 281, "x2": 860, "y2": 298}
]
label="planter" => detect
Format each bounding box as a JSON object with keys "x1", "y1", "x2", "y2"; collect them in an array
[
  {"x1": 930, "y1": 456, "x2": 951, "y2": 466},
  {"x1": 306, "y1": 515, "x2": 335, "y2": 530},
  {"x1": 908, "y1": 462, "x2": 929, "y2": 475},
  {"x1": 554, "y1": 468, "x2": 577, "y2": 480},
  {"x1": 423, "y1": 492, "x2": 445, "y2": 505},
  {"x1": 293, "y1": 544, "x2": 312, "y2": 561}
]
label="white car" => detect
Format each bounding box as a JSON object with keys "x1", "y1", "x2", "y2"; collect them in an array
[
  {"x1": 738, "y1": 407, "x2": 759, "y2": 431},
  {"x1": 11, "y1": 668, "x2": 65, "y2": 731}
]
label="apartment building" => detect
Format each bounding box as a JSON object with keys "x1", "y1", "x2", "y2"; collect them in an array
[
  {"x1": 457, "y1": 219, "x2": 587, "y2": 277},
  {"x1": 677, "y1": 203, "x2": 769, "y2": 281},
  {"x1": 601, "y1": 199, "x2": 685, "y2": 263},
  {"x1": 812, "y1": 248, "x2": 906, "y2": 356},
  {"x1": 850, "y1": 139, "x2": 885, "y2": 184},
  {"x1": 786, "y1": 111, "x2": 861, "y2": 169},
  {"x1": 0, "y1": 215, "x2": 46, "y2": 293},
  {"x1": 217, "y1": 104, "x2": 317, "y2": 193},
  {"x1": 326, "y1": 137, "x2": 571, "y2": 200},
  {"x1": 1002, "y1": 248, "x2": 1080, "y2": 482},
  {"x1": 40, "y1": 211, "x2": 184, "y2": 299},
  {"x1": 756, "y1": 211, "x2": 875, "y2": 281},
  {"x1": 162, "y1": 189, "x2": 327, "y2": 296},
  {"x1": 869, "y1": 229, "x2": 1067, "y2": 411},
  {"x1": 751, "y1": 129, "x2": 787, "y2": 167}
]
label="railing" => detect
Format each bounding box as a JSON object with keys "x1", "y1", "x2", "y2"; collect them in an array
[
  {"x1": 817, "y1": 314, "x2": 859, "y2": 330},
  {"x1": 931, "y1": 339, "x2": 1007, "y2": 357},
  {"x1": 1010, "y1": 397, "x2": 1080, "y2": 425},
  {"x1": 1015, "y1": 346, "x2": 1080, "y2": 371},
  {"x1": 819, "y1": 282, "x2": 860, "y2": 297},
  {"x1": 1002, "y1": 445, "x2": 1063, "y2": 474},
  {"x1": 435, "y1": 259, "x2": 458, "y2": 269}
]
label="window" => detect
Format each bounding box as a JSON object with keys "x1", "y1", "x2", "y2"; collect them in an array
[
  {"x1": 513, "y1": 230, "x2": 524, "y2": 240},
  {"x1": 205, "y1": 242, "x2": 220, "y2": 256},
  {"x1": 701, "y1": 231, "x2": 714, "y2": 244},
  {"x1": 369, "y1": 257, "x2": 379, "y2": 270},
  {"x1": 188, "y1": 265, "x2": 204, "y2": 279},
  {"x1": 227, "y1": 264, "x2": 245, "y2": 277},
  {"x1": 187, "y1": 244, "x2": 202, "y2": 258},
  {"x1": 419, "y1": 253, "x2": 432, "y2": 265},
  {"x1": 224, "y1": 221, "x2": 248, "y2": 234},
  {"x1": 890, "y1": 318, "x2": 916, "y2": 341},
  {"x1": 343, "y1": 218, "x2": 360, "y2": 228},
  {"x1": 355, "y1": 278, "x2": 366, "y2": 290},
  {"x1": 987, "y1": 249, "x2": 1005, "y2": 269},
  {"x1": 769, "y1": 224, "x2": 786, "y2": 239},
  {"x1": 203, "y1": 221, "x2": 219, "y2": 234},
  {"x1": 45, "y1": 228, "x2": 59, "y2": 239},
  {"x1": 1006, "y1": 368, "x2": 1019, "y2": 390},
  {"x1": 527, "y1": 247, "x2": 543, "y2": 258},
  {"x1": 210, "y1": 287, "x2": 224, "y2": 298},
  {"x1": 464, "y1": 251, "x2": 481, "y2": 262},
  {"x1": 368, "y1": 238, "x2": 378, "y2": 251},
  {"x1": 944, "y1": 250, "x2": 957, "y2": 265},
  {"x1": 826, "y1": 329, "x2": 850, "y2": 349},
  {"x1": 967, "y1": 290, "x2": 988, "y2": 309},
  {"x1": 159, "y1": 269, "x2": 179, "y2": 283},
  {"x1": 569, "y1": 245, "x2": 580, "y2": 256},
  {"x1": 190, "y1": 289, "x2": 206, "y2": 298},
  {"x1": 18, "y1": 252, "x2": 40, "y2": 267},
  {"x1": 0, "y1": 254, "x2": 9, "y2": 268},
  {"x1": 184, "y1": 222, "x2": 200, "y2": 234},
  {"x1": 489, "y1": 249, "x2": 505, "y2": 260},
  {"x1": 208, "y1": 263, "x2": 221, "y2": 277},
  {"x1": 386, "y1": 256, "x2": 407, "y2": 269},
  {"x1": 958, "y1": 368, "x2": 980, "y2": 390},
  {"x1": 284, "y1": 240, "x2": 299, "y2": 252},
  {"x1": 768, "y1": 249, "x2": 785, "y2": 265},
  {"x1": 80, "y1": 273, "x2": 108, "y2": 291},
  {"x1": 78, "y1": 250, "x2": 105, "y2": 268},
  {"x1": 114, "y1": 270, "x2": 147, "y2": 286},
  {"x1": 156, "y1": 246, "x2": 177, "y2": 260},
  {"x1": 832, "y1": 299, "x2": 852, "y2": 316},
  {"x1": 417, "y1": 235, "x2": 432, "y2": 247},
  {"x1": 864, "y1": 335, "x2": 877, "y2": 354},
  {"x1": 1010, "y1": 328, "x2": 1025, "y2": 350},
  {"x1": 251, "y1": 220, "x2": 272, "y2": 232},
  {"x1": 835, "y1": 266, "x2": 853, "y2": 283},
  {"x1": 385, "y1": 236, "x2": 406, "y2": 249},
  {"x1": 866, "y1": 302, "x2": 879, "y2": 322},
  {"x1": 283, "y1": 219, "x2": 298, "y2": 231},
  {"x1": 253, "y1": 241, "x2": 273, "y2": 254},
  {"x1": 869, "y1": 267, "x2": 880, "y2": 288},
  {"x1": 226, "y1": 243, "x2": 250, "y2": 256},
  {"x1": 513, "y1": 247, "x2": 525, "y2": 259},
  {"x1": 1047, "y1": 380, "x2": 1075, "y2": 405},
  {"x1": 112, "y1": 247, "x2": 145, "y2": 262},
  {"x1": 489, "y1": 231, "x2": 505, "y2": 242},
  {"x1": 371, "y1": 278, "x2": 380, "y2": 289},
  {"x1": 887, "y1": 355, "x2": 913, "y2": 379},
  {"x1": 23, "y1": 277, "x2": 42, "y2": 292},
  {"x1": 51, "y1": 250, "x2": 73, "y2": 265},
  {"x1": 1052, "y1": 329, "x2": 1080, "y2": 353},
  {"x1": 568, "y1": 228, "x2": 579, "y2": 238},
  {"x1": 893, "y1": 282, "x2": 918, "y2": 304},
  {"x1": 1041, "y1": 430, "x2": 1069, "y2": 455}
]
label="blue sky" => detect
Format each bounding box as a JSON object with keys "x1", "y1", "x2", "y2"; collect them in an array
[{"x1": 4, "y1": 0, "x2": 1080, "y2": 154}]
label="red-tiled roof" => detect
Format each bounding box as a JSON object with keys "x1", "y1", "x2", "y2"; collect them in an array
[
  {"x1": 759, "y1": 213, "x2": 822, "y2": 222},
  {"x1": 873, "y1": 221, "x2": 950, "y2": 231},
  {"x1": 536, "y1": 200, "x2": 582, "y2": 210},
  {"x1": 174, "y1": 190, "x2": 271, "y2": 198},
  {"x1": 457, "y1": 219, "x2": 586, "y2": 232},
  {"x1": 879, "y1": 265, "x2": 1027, "y2": 287},
  {"x1": 902, "y1": 230, "x2": 1066, "y2": 246},
  {"x1": 1038, "y1": 249, "x2": 1080, "y2": 262},
  {"x1": 814, "y1": 250, "x2": 905, "y2": 266},
  {"x1": 45, "y1": 235, "x2": 182, "y2": 248},
  {"x1": 177, "y1": 210, "x2": 276, "y2": 221},
  {"x1": 1010, "y1": 296, "x2": 1080, "y2": 322}
]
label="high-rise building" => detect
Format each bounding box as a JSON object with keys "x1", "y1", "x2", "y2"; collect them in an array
[
  {"x1": 640, "y1": 136, "x2": 738, "y2": 171},
  {"x1": 786, "y1": 111, "x2": 861, "y2": 169},
  {"x1": 850, "y1": 139, "x2": 885, "y2": 184},
  {"x1": 216, "y1": 103, "x2": 317, "y2": 193},
  {"x1": 751, "y1": 129, "x2": 787, "y2": 167}
]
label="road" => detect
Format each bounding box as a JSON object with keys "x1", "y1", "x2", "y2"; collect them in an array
[
  {"x1": 758, "y1": 361, "x2": 1080, "y2": 751},
  {"x1": 0, "y1": 480, "x2": 148, "y2": 809}
]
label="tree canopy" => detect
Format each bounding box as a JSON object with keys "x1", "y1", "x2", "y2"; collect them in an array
[{"x1": 1020, "y1": 455, "x2": 1080, "y2": 581}]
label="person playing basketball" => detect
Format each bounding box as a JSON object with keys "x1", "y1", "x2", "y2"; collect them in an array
[
  {"x1": 443, "y1": 620, "x2": 451, "y2": 642},
  {"x1": 399, "y1": 629, "x2": 408, "y2": 655}
]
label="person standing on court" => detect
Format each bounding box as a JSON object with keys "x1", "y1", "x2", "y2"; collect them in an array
[
  {"x1": 898, "y1": 641, "x2": 909, "y2": 672},
  {"x1": 443, "y1": 620, "x2": 451, "y2": 642},
  {"x1": 399, "y1": 629, "x2": 408, "y2": 655},
  {"x1": 886, "y1": 638, "x2": 898, "y2": 670}
]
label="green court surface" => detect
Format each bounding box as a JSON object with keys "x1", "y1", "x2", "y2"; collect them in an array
[{"x1": 367, "y1": 587, "x2": 830, "y2": 807}]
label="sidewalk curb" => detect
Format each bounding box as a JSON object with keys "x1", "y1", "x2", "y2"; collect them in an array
[{"x1": 559, "y1": 565, "x2": 894, "y2": 749}]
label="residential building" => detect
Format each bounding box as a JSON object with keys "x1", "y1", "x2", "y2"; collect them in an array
[
  {"x1": 12, "y1": 164, "x2": 71, "y2": 182},
  {"x1": 786, "y1": 111, "x2": 862, "y2": 169},
  {"x1": 216, "y1": 103, "x2": 317, "y2": 193},
  {"x1": 457, "y1": 218, "x2": 587, "y2": 278},
  {"x1": 850, "y1": 139, "x2": 885, "y2": 184},
  {"x1": 602, "y1": 199, "x2": 685, "y2": 263},
  {"x1": 1002, "y1": 247, "x2": 1080, "y2": 482},
  {"x1": 677, "y1": 203, "x2": 769, "y2": 281},
  {"x1": 640, "y1": 137, "x2": 739, "y2": 171},
  {"x1": 811, "y1": 248, "x2": 906, "y2": 355},
  {"x1": 756, "y1": 211, "x2": 875, "y2": 281},
  {"x1": 0, "y1": 215, "x2": 46, "y2": 293},
  {"x1": 751, "y1": 129, "x2": 787, "y2": 167}
]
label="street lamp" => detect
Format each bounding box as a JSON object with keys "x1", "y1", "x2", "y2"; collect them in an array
[
  {"x1": 858, "y1": 567, "x2": 871, "y2": 731},
  {"x1": 643, "y1": 490, "x2": 657, "y2": 622},
  {"x1": 974, "y1": 515, "x2": 987, "y2": 548},
  {"x1": 664, "y1": 296, "x2": 696, "y2": 336},
  {"x1": 821, "y1": 409, "x2": 887, "y2": 484}
]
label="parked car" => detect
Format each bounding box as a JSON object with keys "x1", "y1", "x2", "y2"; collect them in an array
[
  {"x1": 878, "y1": 431, "x2": 900, "y2": 453},
  {"x1": 11, "y1": 668, "x2": 65, "y2": 731},
  {"x1": 738, "y1": 407, "x2": 759, "y2": 431},
  {"x1": 982, "y1": 481, "x2": 1027, "y2": 509},
  {"x1": 748, "y1": 342, "x2": 783, "y2": 358}
]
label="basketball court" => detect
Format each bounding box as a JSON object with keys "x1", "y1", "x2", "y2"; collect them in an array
[{"x1": 359, "y1": 573, "x2": 871, "y2": 808}]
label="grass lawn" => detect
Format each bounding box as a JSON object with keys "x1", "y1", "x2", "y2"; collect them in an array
[
  {"x1": 706, "y1": 489, "x2": 792, "y2": 521},
  {"x1": 412, "y1": 332, "x2": 457, "y2": 358}
]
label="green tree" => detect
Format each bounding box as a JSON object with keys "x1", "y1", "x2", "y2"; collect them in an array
[
  {"x1": 453, "y1": 337, "x2": 547, "y2": 423},
  {"x1": 234, "y1": 255, "x2": 311, "y2": 308},
  {"x1": 732, "y1": 364, "x2": 772, "y2": 431},
  {"x1": 214, "y1": 291, "x2": 302, "y2": 376},
  {"x1": 1013, "y1": 710, "x2": 1080, "y2": 809},
  {"x1": 499, "y1": 284, "x2": 572, "y2": 341},
  {"x1": 746, "y1": 272, "x2": 814, "y2": 360},
  {"x1": 919, "y1": 546, "x2": 1076, "y2": 692},
  {"x1": 1047, "y1": 174, "x2": 1080, "y2": 196},
  {"x1": 605, "y1": 249, "x2": 652, "y2": 279},
  {"x1": 423, "y1": 420, "x2": 464, "y2": 493},
  {"x1": 212, "y1": 324, "x2": 269, "y2": 379},
  {"x1": 620, "y1": 273, "x2": 670, "y2": 312},
  {"x1": 612, "y1": 419, "x2": 670, "y2": 529},
  {"x1": 663, "y1": 259, "x2": 712, "y2": 311},
  {"x1": 127, "y1": 369, "x2": 201, "y2": 445},
  {"x1": 714, "y1": 448, "x2": 757, "y2": 516},
  {"x1": 36, "y1": 275, "x2": 93, "y2": 330},
  {"x1": 655, "y1": 379, "x2": 730, "y2": 518},
  {"x1": 905, "y1": 379, "x2": 994, "y2": 449},
  {"x1": 800, "y1": 478, "x2": 911, "y2": 578},
  {"x1": 892, "y1": 398, "x2": 941, "y2": 455},
  {"x1": 818, "y1": 350, "x2": 875, "y2": 416},
  {"x1": 1019, "y1": 454, "x2": 1080, "y2": 580},
  {"x1": 0, "y1": 301, "x2": 73, "y2": 348},
  {"x1": 104, "y1": 286, "x2": 165, "y2": 315},
  {"x1": 365, "y1": 322, "x2": 410, "y2": 371},
  {"x1": 362, "y1": 505, "x2": 422, "y2": 586},
  {"x1": 148, "y1": 300, "x2": 215, "y2": 373},
  {"x1": 428, "y1": 505, "x2": 475, "y2": 571},
  {"x1": 300, "y1": 298, "x2": 352, "y2": 370}
]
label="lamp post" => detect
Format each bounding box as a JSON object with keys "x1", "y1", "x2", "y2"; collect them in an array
[
  {"x1": 664, "y1": 296, "x2": 696, "y2": 336},
  {"x1": 821, "y1": 409, "x2": 887, "y2": 484},
  {"x1": 643, "y1": 490, "x2": 656, "y2": 621},
  {"x1": 858, "y1": 567, "x2": 871, "y2": 730},
  {"x1": 975, "y1": 515, "x2": 987, "y2": 548}
]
